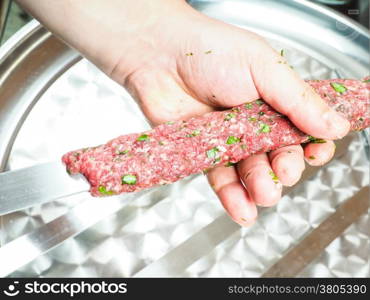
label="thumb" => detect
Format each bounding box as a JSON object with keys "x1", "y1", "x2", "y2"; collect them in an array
[{"x1": 249, "y1": 45, "x2": 350, "y2": 139}]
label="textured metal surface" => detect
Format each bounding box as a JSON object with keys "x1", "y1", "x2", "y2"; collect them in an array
[
  {"x1": 263, "y1": 186, "x2": 370, "y2": 277},
  {"x1": 0, "y1": 22, "x2": 80, "y2": 171},
  {"x1": 0, "y1": 0, "x2": 369, "y2": 277},
  {"x1": 0, "y1": 189, "x2": 152, "y2": 278},
  {"x1": 299, "y1": 203, "x2": 370, "y2": 277},
  {"x1": 0, "y1": 162, "x2": 89, "y2": 215},
  {"x1": 0, "y1": 0, "x2": 10, "y2": 42}
]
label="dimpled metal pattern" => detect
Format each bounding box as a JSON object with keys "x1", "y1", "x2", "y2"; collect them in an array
[{"x1": 2, "y1": 19, "x2": 369, "y2": 277}]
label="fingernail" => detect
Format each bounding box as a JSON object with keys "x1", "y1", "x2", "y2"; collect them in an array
[{"x1": 324, "y1": 111, "x2": 350, "y2": 139}]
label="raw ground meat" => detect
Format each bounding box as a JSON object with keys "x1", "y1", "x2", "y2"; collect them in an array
[{"x1": 62, "y1": 78, "x2": 370, "y2": 196}]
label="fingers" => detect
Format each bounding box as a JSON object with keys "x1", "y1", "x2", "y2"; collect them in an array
[
  {"x1": 209, "y1": 142, "x2": 334, "y2": 225},
  {"x1": 304, "y1": 140, "x2": 336, "y2": 166},
  {"x1": 250, "y1": 44, "x2": 350, "y2": 140},
  {"x1": 237, "y1": 153, "x2": 282, "y2": 207},
  {"x1": 207, "y1": 165, "x2": 257, "y2": 227},
  {"x1": 268, "y1": 145, "x2": 305, "y2": 186}
]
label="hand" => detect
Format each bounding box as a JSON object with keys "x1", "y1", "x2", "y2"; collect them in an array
[
  {"x1": 19, "y1": 0, "x2": 350, "y2": 226},
  {"x1": 107, "y1": 2, "x2": 349, "y2": 226}
]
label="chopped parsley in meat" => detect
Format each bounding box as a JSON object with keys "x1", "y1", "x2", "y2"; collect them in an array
[
  {"x1": 206, "y1": 147, "x2": 219, "y2": 159},
  {"x1": 137, "y1": 134, "x2": 150, "y2": 141},
  {"x1": 225, "y1": 162, "x2": 236, "y2": 167},
  {"x1": 118, "y1": 150, "x2": 129, "y2": 155},
  {"x1": 330, "y1": 82, "x2": 347, "y2": 94},
  {"x1": 186, "y1": 130, "x2": 201, "y2": 137},
  {"x1": 259, "y1": 123, "x2": 270, "y2": 133},
  {"x1": 308, "y1": 136, "x2": 326, "y2": 143},
  {"x1": 98, "y1": 186, "x2": 114, "y2": 195},
  {"x1": 122, "y1": 174, "x2": 137, "y2": 185},
  {"x1": 226, "y1": 136, "x2": 241, "y2": 144},
  {"x1": 224, "y1": 113, "x2": 236, "y2": 121}
]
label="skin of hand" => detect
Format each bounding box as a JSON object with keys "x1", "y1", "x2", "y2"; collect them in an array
[{"x1": 18, "y1": 0, "x2": 349, "y2": 226}]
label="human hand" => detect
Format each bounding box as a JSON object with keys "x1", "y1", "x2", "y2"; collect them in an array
[
  {"x1": 106, "y1": 1, "x2": 349, "y2": 225},
  {"x1": 19, "y1": 0, "x2": 350, "y2": 226}
]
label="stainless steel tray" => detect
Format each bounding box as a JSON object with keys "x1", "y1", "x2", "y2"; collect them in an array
[{"x1": 0, "y1": 0, "x2": 369, "y2": 277}]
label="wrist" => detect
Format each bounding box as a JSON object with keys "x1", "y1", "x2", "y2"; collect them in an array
[
  {"x1": 105, "y1": 0, "x2": 198, "y2": 83},
  {"x1": 16, "y1": 0, "x2": 194, "y2": 78}
]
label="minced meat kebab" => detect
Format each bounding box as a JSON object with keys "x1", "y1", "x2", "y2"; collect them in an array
[{"x1": 63, "y1": 78, "x2": 370, "y2": 196}]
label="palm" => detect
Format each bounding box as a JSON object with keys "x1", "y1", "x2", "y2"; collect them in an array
[
  {"x1": 119, "y1": 15, "x2": 341, "y2": 226},
  {"x1": 124, "y1": 20, "x2": 266, "y2": 125}
]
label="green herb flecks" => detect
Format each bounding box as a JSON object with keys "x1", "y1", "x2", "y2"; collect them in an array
[
  {"x1": 258, "y1": 111, "x2": 265, "y2": 116},
  {"x1": 280, "y1": 49, "x2": 284, "y2": 56},
  {"x1": 255, "y1": 99, "x2": 264, "y2": 106},
  {"x1": 118, "y1": 150, "x2": 129, "y2": 155},
  {"x1": 224, "y1": 113, "x2": 236, "y2": 121},
  {"x1": 232, "y1": 107, "x2": 241, "y2": 113},
  {"x1": 248, "y1": 116, "x2": 257, "y2": 122},
  {"x1": 245, "y1": 103, "x2": 253, "y2": 109},
  {"x1": 308, "y1": 155, "x2": 316, "y2": 160},
  {"x1": 363, "y1": 79, "x2": 370, "y2": 83},
  {"x1": 206, "y1": 147, "x2": 219, "y2": 159},
  {"x1": 259, "y1": 123, "x2": 270, "y2": 133},
  {"x1": 186, "y1": 130, "x2": 201, "y2": 138},
  {"x1": 214, "y1": 157, "x2": 221, "y2": 164},
  {"x1": 137, "y1": 134, "x2": 150, "y2": 141},
  {"x1": 240, "y1": 144, "x2": 247, "y2": 150},
  {"x1": 226, "y1": 136, "x2": 241, "y2": 145},
  {"x1": 308, "y1": 136, "x2": 326, "y2": 144},
  {"x1": 269, "y1": 171, "x2": 279, "y2": 183},
  {"x1": 121, "y1": 174, "x2": 137, "y2": 185},
  {"x1": 330, "y1": 82, "x2": 347, "y2": 94},
  {"x1": 98, "y1": 186, "x2": 114, "y2": 195},
  {"x1": 166, "y1": 121, "x2": 175, "y2": 125},
  {"x1": 225, "y1": 162, "x2": 236, "y2": 167}
]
